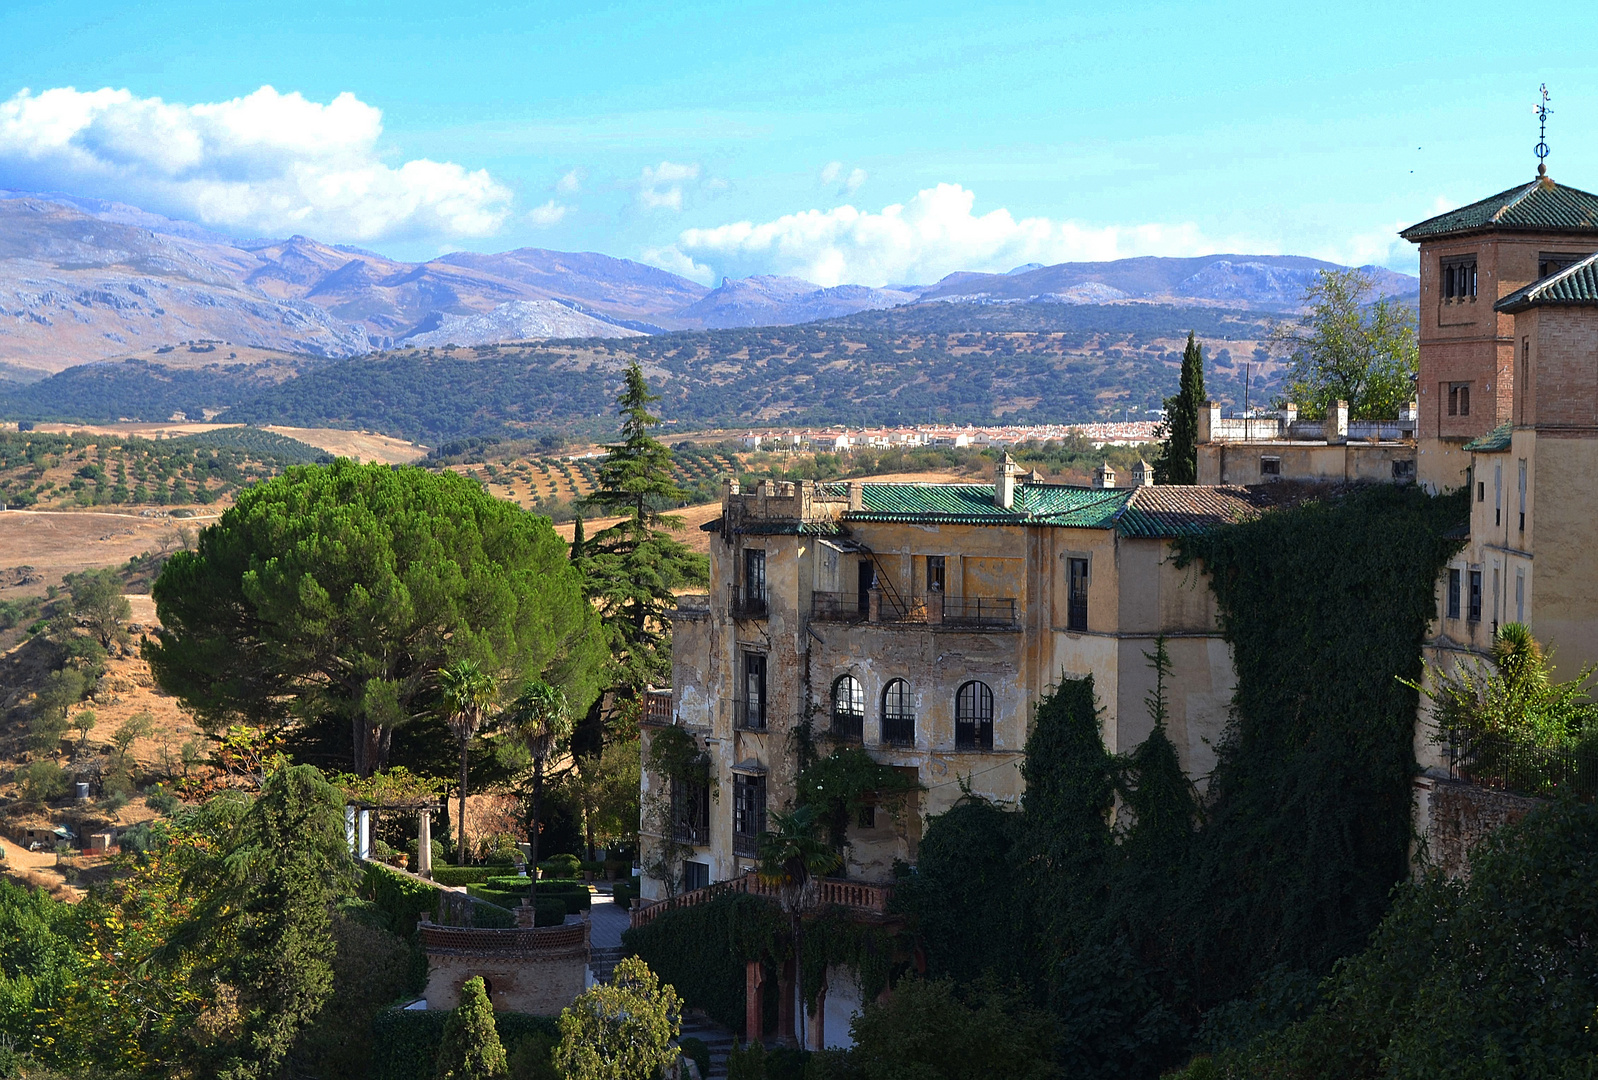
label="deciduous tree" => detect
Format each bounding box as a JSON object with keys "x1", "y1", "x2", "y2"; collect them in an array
[
  {"x1": 1274, "y1": 268, "x2": 1417, "y2": 421},
  {"x1": 555, "y1": 957, "x2": 681, "y2": 1080}
]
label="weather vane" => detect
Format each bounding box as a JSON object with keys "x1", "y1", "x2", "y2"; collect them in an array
[{"x1": 1535, "y1": 84, "x2": 1552, "y2": 177}]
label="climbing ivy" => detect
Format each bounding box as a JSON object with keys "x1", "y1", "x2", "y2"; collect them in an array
[{"x1": 794, "y1": 747, "x2": 922, "y2": 849}]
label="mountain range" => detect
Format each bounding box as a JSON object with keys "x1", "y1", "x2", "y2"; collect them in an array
[{"x1": 0, "y1": 190, "x2": 1418, "y2": 377}]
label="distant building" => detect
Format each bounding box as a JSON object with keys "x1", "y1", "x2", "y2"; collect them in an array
[{"x1": 1195, "y1": 400, "x2": 1418, "y2": 485}]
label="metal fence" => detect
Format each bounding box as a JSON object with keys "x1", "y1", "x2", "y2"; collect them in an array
[
  {"x1": 1449, "y1": 734, "x2": 1598, "y2": 802},
  {"x1": 728, "y1": 585, "x2": 769, "y2": 619}
]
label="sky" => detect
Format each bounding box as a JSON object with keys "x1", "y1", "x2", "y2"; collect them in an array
[{"x1": 1, "y1": 0, "x2": 1596, "y2": 288}]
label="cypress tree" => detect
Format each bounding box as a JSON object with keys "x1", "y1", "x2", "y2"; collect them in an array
[
  {"x1": 1154, "y1": 332, "x2": 1206, "y2": 484},
  {"x1": 435, "y1": 976, "x2": 508, "y2": 1080},
  {"x1": 583, "y1": 362, "x2": 709, "y2": 691}
]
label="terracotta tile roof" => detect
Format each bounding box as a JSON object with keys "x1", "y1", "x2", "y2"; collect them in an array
[
  {"x1": 1463, "y1": 423, "x2": 1513, "y2": 453},
  {"x1": 1495, "y1": 251, "x2": 1598, "y2": 312},
  {"x1": 1113, "y1": 485, "x2": 1280, "y2": 538},
  {"x1": 1400, "y1": 177, "x2": 1598, "y2": 241}
]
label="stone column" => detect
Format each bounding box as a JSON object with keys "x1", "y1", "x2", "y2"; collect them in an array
[
  {"x1": 358, "y1": 808, "x2": 372, "y2": 861},
  {"x1": 777, "y1": 958, "x2": 797, "y2": 1044},
  {"x1": 867, "y1": 586, "x2": 881, "y2": 623},
  {"x1": 745, "y1": 960, "x2": 764, "y2": 1044},
  {"x1": 418, "y1": 809, "x2": 433, "y2": 878},
  {"x1": 344, "y1": 806, "x2": 357, "y2": 856},
  {"x1": 806, "y1": 968, "x2": 827, "y2": 1050}
]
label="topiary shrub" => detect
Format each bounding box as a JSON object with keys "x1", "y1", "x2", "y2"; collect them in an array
[
  {"x1": 432, "y1": 866, "x2": 498, "y2": 887},
  {"x1": 435, "y1": 976, "x2": 507, "y2": 1079}
]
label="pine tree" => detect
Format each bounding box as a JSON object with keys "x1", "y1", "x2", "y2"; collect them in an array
[
  {"x1": 1154, "y1": 332, "x2": 1205, "y2": 485},
  {"x1": 583, "y1": 362, "x2": 708, "y2": 691},
  {"x1": 436, "y1": 976, "x2": 508, "y2": 1080}
]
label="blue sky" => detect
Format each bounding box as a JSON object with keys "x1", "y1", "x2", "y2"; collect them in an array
[{"x1": 1, "y1": 0, "x2": 1595, "y2": 286}]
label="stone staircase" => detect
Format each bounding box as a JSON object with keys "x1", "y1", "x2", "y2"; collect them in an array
[
  {"x1": 589, "y1": 945, "x2": 627, "y2": 982},
  {"x1": 678, "y1": 1011, "x2": 738, "y2": 1079}
]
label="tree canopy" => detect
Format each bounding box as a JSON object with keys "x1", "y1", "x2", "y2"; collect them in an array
[
  {"x1": 1154, "y1": 332, "x2": 1205, "y2": 484},
  {"x1": 145, "y1": 459, "x2": 605, "y2": 775},
  {"x1": 1274, "y1": 268, "x2": 1417, "y2": 421}
]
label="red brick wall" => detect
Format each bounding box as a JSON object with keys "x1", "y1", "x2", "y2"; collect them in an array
[{"x1": 1529, "y1": 307, "x2": 1598, "y2": 431}]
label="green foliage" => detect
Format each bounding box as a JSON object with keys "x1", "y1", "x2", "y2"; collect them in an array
[
  {"x1": 537, "y1": 853, "x2": 582, "y2": 878},
  {"x1": 623, "y1": 892, "x2": 786, "y2": 1035},
  {"x1": 678, "y1": 1036, "x2": 710, "y2": 1079},
  {"x1": 554, "y1": 957, "x2": 681, "y2": 1080},
  {"x1": 362, "y1": 862, "x2": 447, "y2": 939},
  {"x1": 581, "y1": 362, "x2": 709, "y2": 691},
  {"x1": 844, "y1": 977, "x2": 1056, "y2": 1080},
  {"x1": 436, "y1": 977, "x2": 508, "y2": 1080},
  {"x1": 15, "y1": 761, "x2": 68, "y2": 805},
  {"x1": 144, "y1": 459, "x2": 605, "y2": 776},
  {"x1": 0, "y1": 879, "x2": 80, "y2": 1051},
  {"x1": 371, "y1": 1011, "x2": 558, "y2": 1080},
  {"x1": 1172, "y1": 484, "x2": 1466, "y2": 1003},
  {"x1": 63, "y1": 568, "x2": 131, "y2": 649},
  {"x1": 1274, "y1": 268, "x2": 1417, "y2": 421},
  {"x1": 726, "y1": 1040, "x2": 767, "y2": 1080},
  {"x1": 431, "y1": 866, "x2": 498, "y2": 887},
  {"x1": 288, "y1": 913, "x2": 426, "y2": 1078},
  {"x1": 1229, "y1": 799, "x2": 1598, "y2": 1079},
  {"x1": 794, "y1": 748, "x2": 921, "y2": 850},
  {"x1": 1154, "y1": 332, "x2": 1205, "y2": 484}
]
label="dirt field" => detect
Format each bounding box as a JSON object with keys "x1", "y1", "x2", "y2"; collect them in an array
[
  {"x1": 25, "y1": 421, "x2": 428, "y2": 463},
  {"x1": 0, "y1": 510, "x2": 204, "y2": 594}
]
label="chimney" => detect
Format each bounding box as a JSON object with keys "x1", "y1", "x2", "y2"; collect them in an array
[
  {"x1": 994, "y1": 453, "x2": 1019, "y2": 508},
  {"x1": 1329, "y1": 400, "x2": 1349, "y2": 443},
  {"x1": 1131, "y1": 460, "x2": 1154, "y2": 487},
  {"x1": 1094, "y1": 461, "x2": 1117, "y2": 489},
  {"x1": 847, "y1": 481, "x2": 864, "y2": 511},
  {"x1": 1198, "y1": 401, "x2": 1221, "y2": 444}
]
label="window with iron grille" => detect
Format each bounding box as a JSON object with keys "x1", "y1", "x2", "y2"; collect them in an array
[
  {"x1": 741, "y1": 548, "x2": 768, "y2": 615},
  {"x1": 1447, "y1": 568, "x2": 1461, "y2": 620},
  {"x1": 1468, "y1": 570, "x2": 1483, "y2": 623},
  {"x1": 955, "y1": 681, "x2": 994, "y2": 750},
  {"x1": 733, "y1": 774, "x2": 766, "y2": 856},
  {"x1": 832, "y1": 675, "x2": 864, "y2": 740},
  {"x1": 683, "y1": 860, "x2": 710, "y2": 892},
  {"x1": 740, "y1": 652, "x2": 768, "y2": 730},
  {"x1": 1067, "y1": 558, "x2": 1089, "y2": 632},
  {"x1": 671, "y1": 779, "x2": 711, "y2": 846},
  {"x1": 881, "y1": 678, "x2": 914, "y2": 745}
]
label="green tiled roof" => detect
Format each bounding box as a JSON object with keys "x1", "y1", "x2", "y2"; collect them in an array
[
  {"x1": 1400, "y1": 177, "x2": 1598, "y2": 241},
  {"x1": 1495, "y1": 251, "x2": 1598, "y2": 312},
  {"x1": 1463, "y1": 423, "x2": 1513, "y2": 453},
  {"x1": 847, "y1": 483, "x2": 1129, "y2": 527}
]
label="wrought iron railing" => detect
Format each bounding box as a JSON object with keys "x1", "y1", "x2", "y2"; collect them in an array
[
  {"x1": 729, "y1": 585, "x2": 769, "y2": 619},
  {"x1": 733, "y1": 832, "x2": 761, "y2": 858},
  {"x1": 812, "y1": 590, "x2": 867, "y2": 621},
  {"x1": 733, "y1": 698, "x2": 767, "y2": 731},
  {"x1": 944, "y1": 596, "x2": 1017, "y2": 626},
  {"x1": 830, "y1": 710, "x2": 864, "y2": 742},
  {"x1": 881, "y1": 711, "x2": 915, "y2": 746},
  {"x1": 1448, "y1": 733, "x2": 1598, "y2": 802}
]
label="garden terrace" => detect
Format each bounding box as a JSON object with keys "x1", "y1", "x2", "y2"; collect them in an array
[{"x1": 628, "y1": 870, "x2": 895, "y2": 930}]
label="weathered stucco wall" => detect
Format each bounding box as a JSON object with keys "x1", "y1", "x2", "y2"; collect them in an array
[
  {"x1": 421, "y1": 925, "x2": 590, "y2": 1014},
  {"x1": 1413, "y1": 776, "x2": 1542, "y2": 879}
]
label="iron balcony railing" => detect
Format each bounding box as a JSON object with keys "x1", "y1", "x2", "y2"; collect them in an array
[
  {"x1": 1448, "y1": 733, "x2": 1598, "y2": 802},
  {"x1": 882, "y1": 711, "x2": 915, "y2": 746},
  {"x1": 812, "y1": 590, "x2": 867, "y2": 621},
  {"x1": 671, "y1": 819, "x2": 710, "y2": 845},
  {"x1": 830, "y1": 710, "x2": 864, "y2": 742},
  {"x1": 732, "y1": 698, "x2": 767, "y2": 732},
  {"x1": 733, "y1": 832, "x2": 761, "y2": 858},
  {"x1": 944, "y1": 596, "x2": 1018, "y2": 626},
  {"x1": 728, "y1": 585, "x2": 769, "y2": 619},
  {"x1": 810, "y1": 591, "x2": 1018, "y2": 627}
]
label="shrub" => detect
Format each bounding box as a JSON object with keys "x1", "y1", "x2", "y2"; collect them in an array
[
  {"x1": 432, "y1": 866, "x2": 497, "y2": 887},
  {"x1": 435, "y1": 976, "x2": 507, "y2": 1079},
  {"x1": 726, "y1": 1041, "x2": 766, "y2": 1080},
  {"x1": 370, "y1": 1011, "x2": 558, "y2": 1080},
  {"x1": 485, "y1": 875, "x2": 535, "y2": 893},
  {"x1": 554, "y1": 957, "x2": 681, "y2": 1080},
  {"x1": 610, "y1": 882, "x2": 638, "y2": 910},
  {"x1": 471, "y1": 899, "x2": 516, "y2": 929},
  {"x1": 363, "y1": 861, "x2": 441, "y2": 939},
  {"x1": 538, "y1": 853, "x2": 581, "y2": 878},
  {"x1": 17, "y1": 760, "x2": 68, "y2": 804},
  {"x1": 678, "y1": 1036, "x2": 710, "y2": 1078}
]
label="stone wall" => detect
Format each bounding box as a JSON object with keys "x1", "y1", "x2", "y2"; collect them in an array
[
  {"x1": 1415, "y1": 775, "x2": 1542, "y2": 879},
  {"x1": 420, "y1": 922, "x2": 590, "y2": 1014}
]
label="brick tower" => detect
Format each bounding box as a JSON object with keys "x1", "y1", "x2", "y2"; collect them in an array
[{"x1": 1400, "y1": 171, "x2": 1598, "y2": 490}]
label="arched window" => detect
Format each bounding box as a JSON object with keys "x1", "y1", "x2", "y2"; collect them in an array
[
  {"x1": 831, "y1": 675, "x2": 864, "y2": 741},
  {"x1": 955, "y1": 681, "x2": 994, "y2": 750},
  {"x1": 882, "y1": 679, "x2": 914, "y2": 745}
]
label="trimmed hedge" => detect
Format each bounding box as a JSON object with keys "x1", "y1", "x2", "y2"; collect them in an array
[
  {"x1": 612, "y1": 881, "x2": 640, "y2": 909},
  {"x1": 361, "y1": 862, "x2": 441, "y2": 940},
  {"x1": 430, "y1": 866, "x2": 497, "y2": 887},
  {"x1": 370, "y1": 1009, "x2": 558, "y2": 1080}
]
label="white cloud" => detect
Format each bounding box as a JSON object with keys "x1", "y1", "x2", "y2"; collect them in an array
[
  {"x1": 0, "y1": 85, "x2": 511, "y2": 241},
  {"x1": 526, "y1": 199, "x2": 568, "y2": 227},
  {"x1": 640, "y1": 243, "x2": 717, "y2": 286},
  {"x1": 556, "y1": 168, "x2": 582, "y2": 195},
  {"x1": 669, "y1": 182, "x2": 1239, "y2": 287},
  {"x1": 820, "y1": 161, "x2": 866, "y2": 195},
  {"x1": 638, "y1": 160, "x2": 701, "y2": 211}
]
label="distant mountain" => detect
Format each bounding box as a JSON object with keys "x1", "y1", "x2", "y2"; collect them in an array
[
  {"x1": 678, "y1": 276, "x2": 918, "y2": 329},
  {"x1": 919, "y1": 254, "x2": 1418, "y2": 309},
  {"x1": 401, "y1": 300, "x2": 644, "y2": 347}
]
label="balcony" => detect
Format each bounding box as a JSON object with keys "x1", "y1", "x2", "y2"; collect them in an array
[
  {"x1": 830, "y1": 710, "x2": 864, "y2": 742},
  {"x1": 729, "y1": 585, "x2": 769, "y2": 619},
  {"x1": 671, "y1": 820, "x2": 710, "y2": 846},
  {"x1": 942, "y1": 596, "x2": 1017, "y2": 627},
  {"x1": 733, "y1": 832, "x2": 761, "y2": 858},
  {"x1": 643, "y1": 688, "x2": 673, "y2": 726},
  {"x1": 733, "y1": 698, "x2": 768, "y2": 732},
  {"x1": 811, "y1": 591, "x2": 1017, "y2": 628},
  {"x1": 812, "y1": 590, "x2": 867, "y2": 622}
]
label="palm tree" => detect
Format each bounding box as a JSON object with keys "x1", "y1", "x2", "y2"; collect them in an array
[
  {"x1": 505, "y1": 680, "x2": 574, "y2": 874},
  {"x1": 757, "y1": 804, "x2": 841, "y2": 1023},
  {"x1": 439, "y1": 660, "x2": 498, "y2": 865}
]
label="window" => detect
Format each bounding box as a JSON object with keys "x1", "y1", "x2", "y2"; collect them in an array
[
  {"x1": 1493, "y1": 568, "x2": 1500, "y2": 630},
  {"x1": 1260, "y1": 456, "x2": 1281, "y2": 477},
  {"x1": 733, "y1": 774, "x2": 766, "y2": 857},
  {"x1": 857, "y1": 559, "x2": 876, "y2": 616},
  {"x1": 740, "y1": 652, "x2": 767, "y2": 730},
  {"x1": 1520, "y1": 338, "x2": 1530, "y2": 426},
  {"x1": 955, "y1": 681, "x2": 994, "y2": 750},
  {"x1": 741, "y1": 548, "x2": 767, "y2": 615},
  {"x1": 1447, "y1": 382, "x2": 1471, "y2": 417},
  {"x1": 1538, "y1": 251, "x2": 1590, "y2": 279},
  {"x1": 1447, "y1": 568, "x2": 1461, "y2": 620},
  {"x1": 1067, "y1": 557, "x2": 1089, "y2": 632},
  {"x1": 1467, "y1": 569, "x2": 1482, "y2": 623},
  {"x1": 1392, "y1": 459, "x2": 1415, "y2": 481},
  {"x1": 831, "y1": 675, "x2": 865, "y2": 741},
  {"x1": 1518, "y1": 459, "x2": 1527, "y2": 532},
  {"x1": 1441, "y1": 256, "x2": 1478, "y2": 300},
  {"x1": 926, "y1": 555, "x2": 946, "y2": 593},
  {"x1": 1515, "y1": 569, "x2": 1525, "y2": 623},
  {"x1": 856, "y1": 803, "x2": 876, "y2": 830},
  {"x1": 1495, "y1": 463, "x2": 1502, "y2": 527},
  {"x1": 671, "y1": 778, "x2": 710, "y2": 846},
  {"x1": 683, "y1": 861, "x2": 710, "y2": 892},
  {"x1": 1477, "y1": 480, "x2": 1485, "y2": 503},
  {"x1": 882, "y1": 679, "x2": 914, "y2": 746}
]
